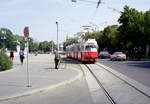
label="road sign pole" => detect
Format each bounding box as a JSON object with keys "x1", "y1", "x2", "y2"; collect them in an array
[
  {"x1": 24, "y1": 26, "x2": 31, "y2": 87},
  {"x1": 26, "y1": 37, "x2": 31, "y2": 87}
]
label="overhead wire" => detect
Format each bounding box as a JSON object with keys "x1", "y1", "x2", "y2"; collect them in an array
[
  {"x1": 70, "y1": 0, "x2": 105, "y2": 32},
  {"x1": 79, "y1": 0, "x2": 96, "y2": 4}
]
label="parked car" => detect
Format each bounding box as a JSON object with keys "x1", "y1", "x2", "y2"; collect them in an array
[
  {"x1": 99, "y1": 51, "x2": 110, "y2": 58},
  {"x1": 110, "y1": 52, "x2": 126, "y2": 61}
]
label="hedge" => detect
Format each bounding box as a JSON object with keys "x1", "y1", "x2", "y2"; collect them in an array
[{"x1": 0, "y1": 51, "x2": 13, "y2": 71}]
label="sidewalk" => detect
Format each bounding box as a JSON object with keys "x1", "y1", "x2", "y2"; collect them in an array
[{"x1": 0, "y1": 54, "x2": 83, "y2": 101}]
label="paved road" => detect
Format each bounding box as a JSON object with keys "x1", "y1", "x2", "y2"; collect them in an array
[
  {"x1": 0, "y1": 54, "x2": 93, "y2": 104},
  {"x1": 83, "y1": 64, "x2": 150, "y2": 104},
  {"x1": 98, "y1": 58, "x2": 150, "y2": 87}
]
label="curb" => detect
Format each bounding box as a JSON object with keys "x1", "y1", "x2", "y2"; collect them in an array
[
  {"x1": 0, "y1": 68, "x2": 83, "y2": 101},
  {"x1": 96, "y1": 63, "x2": 150, "y2": 97},
  {"x1": 0, "y1": 67, "x2": 16, "y2": 75}
]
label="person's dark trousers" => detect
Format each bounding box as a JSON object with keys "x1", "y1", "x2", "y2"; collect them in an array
[
  {"x1": 55, "y1": 59, "x2": 59, "y2": 69},
  {"x1": 20, "y1": 56, "x2": 24, "y2": 64}
]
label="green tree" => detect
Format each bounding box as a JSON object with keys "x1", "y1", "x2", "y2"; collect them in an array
[
  {"x1": 95, "y1": 25, "x2": 119, "y2": 53},
  {"x1": 14, "y1": 35, "x2": 25, "y2": 50},
  {"x1": 0, "y1": 28, "x2": 16, "y2": 51},
  {"x1": 63, "y1": 38, "x2": 78, "y2": 51},
  {"x1": 144, "y1": 11, "x2": 150, "y2": 56},
  {"x1": 39, "y1": 41, "x2": 51, "y2": 53},
  {"x1": 118, "y1": 6, "x2": 146, "y2": 50},
  {"x1": 117, "y1": 5, "x2": 150, "y2": 58},
  {"x1": 81, "y1": 32, "x2": 96, "y2": 40},
  {"x1": 49, "y1": 40, "x2": 56, "y2": 51},
  {"x1": 28, "y1": 37, "x2": 39, "y2": 52},
  {"x1": 0, "y1": 51, "x2": 13, "y2": 71}
]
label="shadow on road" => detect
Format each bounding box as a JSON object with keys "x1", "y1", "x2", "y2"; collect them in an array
[{"x1": 61, "y1": 57, "x2": 80, "y2": 64}]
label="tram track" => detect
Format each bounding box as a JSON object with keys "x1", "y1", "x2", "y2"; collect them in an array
[
  {"x1": 85, "y1": 64, "x2": 116, "y2": 104},
  {"x1": 83, "y1": 63, "x2": 150, "y2": 104},
  {"x1": 96, "y1": 63, "x2": 150, "y2": 99}
]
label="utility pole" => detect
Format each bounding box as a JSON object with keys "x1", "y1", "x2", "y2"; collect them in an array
[
  {"x1": 56, "y1": 21, "x2": 59, "y2": 50},
  {"x1": 1, "y1": 31, "x2": 6, "y2": 52},
  {"x1": 51, "y1": 40, "x2": 53, "y2": 53}
]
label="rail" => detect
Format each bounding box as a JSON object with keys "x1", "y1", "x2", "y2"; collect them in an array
[
  {"x1": 96, "y1": 63, "x2": 150, "y2": 98},
  {"x1": 85, "y1": 64, "x2": 116, "y2": 104}
]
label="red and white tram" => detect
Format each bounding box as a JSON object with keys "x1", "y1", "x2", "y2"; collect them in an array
[{"x1": 66, "y1": 39, "x2": 98, "y2": 63}]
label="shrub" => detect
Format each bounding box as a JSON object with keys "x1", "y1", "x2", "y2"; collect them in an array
[
  {"x1": 38, "y1": 50, "x2": 44, "y2": 54},
  {"x1": 0, "y1": 51, "x2": 13, "y2": 71}
]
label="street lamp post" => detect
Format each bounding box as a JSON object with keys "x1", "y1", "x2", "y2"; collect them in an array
[
  {"x1": 3, "y1": 36, "x2": 6, "y2": 51},
  {"x1": 1, "y1": 30, "x2": 6, "y2": 52},
  {"x1": 56, "y1": 21, "x2": 59, "y2": 49},
  {"x1": 1, "y1": 37, "x2": 6, "y2": 51},
  {"x1": 52, "y1": 41, "x2": 53, "y2": 53}
]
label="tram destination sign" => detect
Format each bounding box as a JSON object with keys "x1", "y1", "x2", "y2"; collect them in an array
[{"x1": 88, "y1": 43, "x2": 94, "y2": 45}]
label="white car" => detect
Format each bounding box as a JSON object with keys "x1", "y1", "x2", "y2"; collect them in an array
[{"x1": 110, "y1": 52, "x2": 126, "y2": 61}]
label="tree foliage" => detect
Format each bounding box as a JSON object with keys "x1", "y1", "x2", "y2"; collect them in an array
[
  {"x1": 0, "y1": 51, "x2": 13, "y2": 71},
  {"x1": 14, "y1": 35, "x2": 25, "y2": 50},
  {"x1": 0, "y1": 28, "x2": 16, "y2": 51},
  {"x1": 95, "y1": 25, "x2": 120, "y2": 53},
  {"x1": 81, "y1": 32, "x2": 96, "y2": 40},
  {"x1": 0, "y1": 27, "x2": 57, "y2": 53},
  {"x1": 39, "y1": 40, "x2": 56, "y2": 53},
  {"x1": 118, "y1": 5, "x2": 150, "y2": 52},
  {"x1": 63, "y1": 38, "x2": 78, "y2": 51}
]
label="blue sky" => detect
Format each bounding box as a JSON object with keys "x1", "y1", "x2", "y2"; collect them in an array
[{"x1": 0, "y1": 0, "x2": 150, "y2": 43}]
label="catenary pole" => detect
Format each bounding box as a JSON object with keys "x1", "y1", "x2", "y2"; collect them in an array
[{"x1": 56, "y1": 21, "x2": 59, "y2": 49}]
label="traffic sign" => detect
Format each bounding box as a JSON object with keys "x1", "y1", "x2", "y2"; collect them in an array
[
  {"x1": 24, "y1": 26, "x2": 29, "y2": 38},
  {"x1": 24, "y1": 26, "x2": 31, "y2": 87}
]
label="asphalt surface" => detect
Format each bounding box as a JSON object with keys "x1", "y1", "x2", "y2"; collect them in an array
[
  {"x1": 98, "y1": 58, "x2": 150, "y2": 87},
  {"x1": 1, "y1": 54, "x2": 150, "y2": 104},
  {"x1": 0, "y1": 77, "x2": 94, "y2": 104},
  {"x1": 82, "y1": 64, "x2": 150, "y2": 104},
  {"x1": 0, "y1": 54, "x2": 83, "y2": 102}
]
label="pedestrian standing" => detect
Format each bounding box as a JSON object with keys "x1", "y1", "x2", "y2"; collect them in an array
[
  {"x1": 19, "y1": 49, "x2": 24, "y2": 64},
  {"x1": 54, "y1": 48, "x2": 60, "y2": 69},
  {"x1": 10, "y1": 51, "x2": 14, "y2": 61}
]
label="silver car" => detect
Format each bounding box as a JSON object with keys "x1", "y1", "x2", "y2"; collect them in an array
[
  {"x1": 98, "y1": 51, "x2": 110, "y2": 58},
  {"x1": 110, "y1": 52, "x2": 126, "y2": 61}
]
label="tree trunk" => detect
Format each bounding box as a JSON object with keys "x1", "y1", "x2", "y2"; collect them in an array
[{"x1": 146, "y1": 44, "x2": 149, "y2": 57}]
